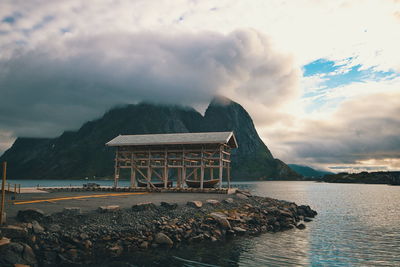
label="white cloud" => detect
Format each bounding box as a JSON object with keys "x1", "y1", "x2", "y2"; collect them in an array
[{"x1": 0, "y1": 0, "x2": 399, "y2": 171}]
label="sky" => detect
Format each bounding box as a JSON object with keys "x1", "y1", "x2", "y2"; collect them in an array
[{"x1": 0, "y1": 0, "x2": 399, "y2": 172}]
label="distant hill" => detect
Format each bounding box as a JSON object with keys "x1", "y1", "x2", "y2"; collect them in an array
[
  {"x1": 0, "y1": 96, "x2": 300, "y2": 180},
  {"x1": 323, "y1": 171, "x2": 400, "y2": 185},
  {"x1": 288, "y1": 164, "x2": 333, "y2": 178}
]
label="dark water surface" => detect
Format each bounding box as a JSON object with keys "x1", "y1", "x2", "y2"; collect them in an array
[{"x1": 11, "y1": 180, "x2": 400, "y2": 266}]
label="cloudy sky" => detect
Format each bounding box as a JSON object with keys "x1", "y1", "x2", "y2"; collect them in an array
[{"x1": 1, "y1": 0, "x2": 399, "y2": 172}]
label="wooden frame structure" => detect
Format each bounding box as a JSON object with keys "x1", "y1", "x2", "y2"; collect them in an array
[{"x1": 106, "y1": 132, "x2": 238, "y2": 189}]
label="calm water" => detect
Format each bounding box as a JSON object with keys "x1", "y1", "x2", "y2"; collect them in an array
[{"x1": 9, "y1": 180, "x2": 400, "y2": 266}]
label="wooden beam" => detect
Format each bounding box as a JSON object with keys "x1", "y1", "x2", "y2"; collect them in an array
[{"x1": 219, "y1": 145, "x2": 223, "y2": 189}]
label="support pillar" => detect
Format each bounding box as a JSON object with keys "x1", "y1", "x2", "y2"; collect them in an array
[
  {"x1": 178, "y1": 168, "x2": 182, "y2": 188},
  {"x1": 219, "y1": 146, "x2": 223, "y2": 189},
  {"x1": 200, "y1": 147, "x2": 204, "y2": 189},
  {"x1": 227, "y1": 162, "x2": 231, "y2": 188},
  {"x1": 130, "y1": 167, "x2": 136, "y2": 188},
  {"x1": 164, "y1": 149, "x2": 168, "y2": 188},
  {"x1": 114, "y1": 149, "x2": 119, "y2": 188},
  {"x1": 147, "y1": 166, "x2": 151, "y2": 189}
]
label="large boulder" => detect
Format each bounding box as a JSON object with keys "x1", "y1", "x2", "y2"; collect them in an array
[
  {"x1": 0, "y1": 242, "x2": 37, "y2": 267},
  {"x1": 154, "y1": 232, "x2": 173, "y2": 248},
  {"x1": 160, "y1": 201, "x2": 178, "y2": 210},
  {"x1": 17, "y1": 209, "x2": 45, "y2": 222},
  {"x1": 298, "y1": 205, "x2": 317, "y2": 217},
  {"x1": 98, "y1": 205, "x2": 120, "y2": 213},
  {"x1": 31, "y1": 221, "x2": 44, "y2": 234},
  {"x1": 205, "y1": 199, "x2": 220, "y2": 206},
  {"x1": 210, "y1": 212, "x2": 231, "y2": 229},
  {"x1": 0, "y1": 226, "x2": 28, "y2": 240},
  {"x1": 187, "y1": 201, "x2": 202, "y2": 208},
  {"x1": 132, "y1": 202, "x2": 156, "y2": 212}
]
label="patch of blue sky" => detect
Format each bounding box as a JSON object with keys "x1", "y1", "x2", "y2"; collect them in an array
[
  {"x1": 303, "y1": 58, "x2": 398, "y2": 89},
  {"x1": 302, "y1": 58, "x2": 399, "y2": 113}
]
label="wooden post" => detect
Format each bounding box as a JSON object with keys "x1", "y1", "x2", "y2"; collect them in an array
[
  {"x1": 177, "y1": 168, "x2": 182, "y2": 188},
  {"x1": 164, "y1": 149, "x2": 168, "y2": 188},
  {"x1": 219, "y1": 145, "x2": 223, "y2": 189},
  {"x1": 227, "y1": 162, "x2": 231, "y2": 188},
  {"x1": 147, "y1": 167, "x2": 151, "y2": 189},
  {"x1": 200, "y1": 147, "x2": 204, "y2": 189},
  {"x1": 114, "y1": 148, "x2": 119, "y2": 188},
  {"x1": 147, "y1": 149, "x2": 151, "y2": 189},
  {"x1": 182, "y1": 166, "x2": 186, "y2": 188},
  {"x1": 130, "y1": 166, "x2": 136, "y2": 188},
  {"x1": 182, "y1": 148, "x2": 185, "y2": 188},
  {"x1": 1, "y1": 162, "x2": 7, "y2": 225}
]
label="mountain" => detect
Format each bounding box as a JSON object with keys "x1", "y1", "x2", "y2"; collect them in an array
[
  {"x1": 0, "y1": 97, "x2": 300, "y2": 180},
  {"x1": 288, "y1": 164, "x2": 333, "y2": 178}
]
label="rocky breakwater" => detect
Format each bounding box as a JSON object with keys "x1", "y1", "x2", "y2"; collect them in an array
[{"x1": 0, "y1": 190, "x2": 317, "y2": 267}]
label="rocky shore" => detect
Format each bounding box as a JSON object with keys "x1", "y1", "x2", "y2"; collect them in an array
[{"x1": 0, "y1": 191, "x2": 317, "y2": 267}]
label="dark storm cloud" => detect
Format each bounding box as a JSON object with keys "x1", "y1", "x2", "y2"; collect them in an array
[{"x1": 0, "y1": 29, "x2": 299, "y2": 143}]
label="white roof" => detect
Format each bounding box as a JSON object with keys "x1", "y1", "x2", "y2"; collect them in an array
[{"x1": 106, "y1": 131, "x2": 238, "y2": 148}]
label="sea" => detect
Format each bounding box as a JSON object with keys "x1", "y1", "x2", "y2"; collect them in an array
[{"x1": 7, "y1": 180, "x2": 400, "y2": 266}]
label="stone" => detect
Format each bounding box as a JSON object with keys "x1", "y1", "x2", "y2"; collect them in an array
[
  {"x1": 0, "y1": 242, "x2": 36, "y2": 267},
  {"x1": 206, "y1": 199, "x2": 220, "y2": 206},
  {"x1": 132, "y1": 202, "x2": 156, "y2": 212},
  {"x1": 279, "y1": 210, "x2": 293, "y2": 218},
  {"x1": 0, "y1": 225, "x2": 28, "y2": 239},
  {"x1": 47, "y1": 224, "x2": 61, "y2": 232},
  {"x1": 17, "y1": 208, "x2": 45, "y2": 222},
  {"x1": 304, "y1": 217, "x2": 313, "y2": 222},
  {"x1": 31, "y1": 220, "x2": 44, "y2": 234},
  {"x1": 98, "y1": 205, "x2": 120, "y2": 213},
  {"x1": 187, "y1": 201, "x2": 202, "y2": 208},
  {"x1": 232, "y1": 227, "x2": 247, "y2": 234},
  {"x1": 139, "y1": 241, "x2": 149, "y2": 249},
  {"x1": 298, "y1": 205, "x2": 317, "y2": 217},
  {"x1": 154, "y1": 232, "x2": 173, "y2": 248},
  {"x1": 83, "y1": 240, "x2": 92, "y2": 249},
  {"x1": 160, "y1": 202, "x2": 178, "y2": 210},
  {"x1": 80, "y1": 233, "x2": 89, "y2": 240},
  {"x1": 223, "y1": 198, "x2": 234, "y2": 204},
  {"x1": 108, "y1": 244, "x2": 123, "y2": 257},
  {"x1": 296, "y1": 223, "x2": 306, "y2": 230},
  {"x1": 236, "y1": 189, "x2": 252, "y2": 197},
  {"x1": 63, "y1": 207, "x2": 82, "y2": 215},
  {"x1": 22, "y1": 243, "x2": 37, "y2": 264},
  {"x1": 0, "y1": 237, "x2": 10, "y2": 247},
  {"x1": 190, "y1": 234, "x2": 204, "y2": 241},
  {"x1": 235, "y1": 193, "x2": 248, "y2": 200},
  {"x1": 210, "y1": 212, "x2": 231, "y2": 229}
]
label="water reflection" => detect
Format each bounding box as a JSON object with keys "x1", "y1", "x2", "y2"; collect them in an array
[{"x1": 14, "y1": 180, "x2": 400, "y2": 266}]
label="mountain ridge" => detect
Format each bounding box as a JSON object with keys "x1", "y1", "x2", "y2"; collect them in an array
[{"x1": 0, "y1": 97, "x2": 300, "y2": 180}]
